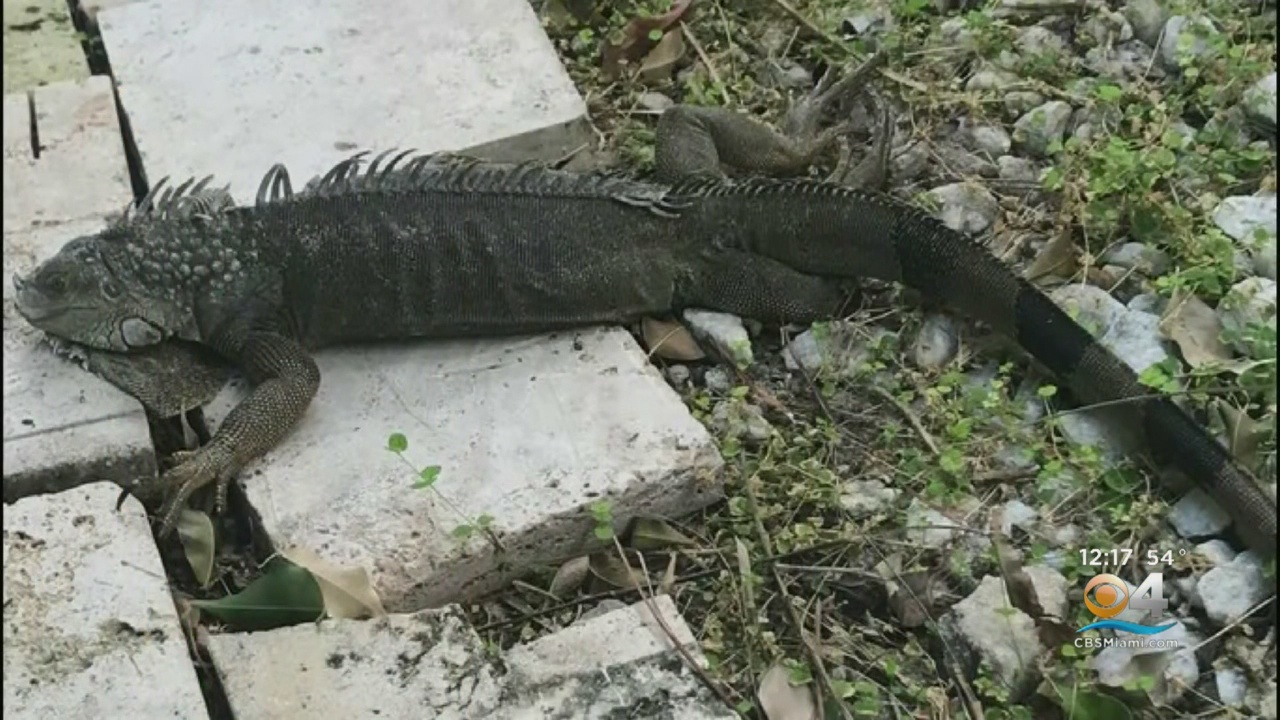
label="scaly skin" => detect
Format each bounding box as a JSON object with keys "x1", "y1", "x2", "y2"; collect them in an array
[{"x1": 13, "y1": 58, "x2": 1274, "y2": 558}]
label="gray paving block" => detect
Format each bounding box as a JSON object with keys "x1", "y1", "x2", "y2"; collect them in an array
[
  {"x1": 208, "y1": 328, "x2": 722, "y2": 610},
  {"x1": 3, "y1": 76, "x2": 132, "y2": 230},
  {"x1": 206, "y1": 605, "x2": 501, "y2": 719},
  {"x1": 98, "y1": 0, "x2": 591, "y2": 204},
  {"x1": 3, "y1": 79, "x2": 155, "y2": 502},
  {"x1": 3, "y1": 482, "x2": 207, "y2": 719},
  {"x1": 3, "y1": 0, "x2": 90, "y2": 94},
  {"x1": 490, "y1": 595, "x2": 735, "y2": 718},
  {"x1": 204, "y1": 595, "x2": 730, "y2": 719}
]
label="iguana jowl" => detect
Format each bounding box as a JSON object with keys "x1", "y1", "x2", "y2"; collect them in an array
[{"x1": 13, "y1": 87, "x2": 1276, "y2": 558}]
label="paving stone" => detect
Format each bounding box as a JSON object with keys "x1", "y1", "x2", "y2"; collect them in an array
[
  {"x1": 492, "y1": 595, "x2": 735, "y2": 718},
  {"x1": 205, "y1": 595, "x2": 731, "y2": 718},
  {"x1": 98, "y1": 0, "x2": 591, "y2": 204},
  {"x1": 3, "y1": 76, "x2": 132, "y2": 229},
  {"x1": 208, "y1": 328, "x2": 721, "y2": 610},
  {"x1": 3, "y1": 0, "x2": 90, "y2": 94},
  {"x1": 207, "y1": 604, "x2": 500, "y2": 718},
  {"x1": 3, "y1": 482, "x2": 207, "y2": 719},
  {"x1": 3, "y1": 78, "x2": 155, "y2": 502}
]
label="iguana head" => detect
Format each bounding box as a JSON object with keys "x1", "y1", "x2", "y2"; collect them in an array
[{"x1": 13, "y1": 232, "x2": 187, "y2": 352}]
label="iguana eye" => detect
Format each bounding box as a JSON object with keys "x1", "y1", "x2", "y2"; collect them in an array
[{"x1": 44, "y1": 273, "x2": 67, "y2": 294}]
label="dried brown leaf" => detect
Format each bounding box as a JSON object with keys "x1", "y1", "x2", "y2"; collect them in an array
[
  {"x1": 1025, "y1": 231, "x2": 1080, "y2": 284},
  {"x1": 642, "y1": 316, "x2": 705, "y2": 361},
  {"x1": 638, "y1": 29, "x2": 685, "y2": 82},
  {"x1": 757, "y1": 663, "x2": 818, "y2": 720},
  {"x1": 549, "y1": 555, "x2": 591, "y2": 597},
  {"x1": 1159, "y1": 289, "x2": 1233, "y2": 368},
  {"x1": 600, "y1": 0, "x2": 694, "y2": 79},
  {"x1": 279, "y1": 546, "x2": 386, "y2": 620}
]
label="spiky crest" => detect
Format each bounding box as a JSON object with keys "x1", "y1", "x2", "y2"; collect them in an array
[
  {"x1": 296, "y1": 149, "x2": 693, "y2": 218},
  {"x1": 115, "y1": 175, "x2": 235, "y2": 226}
]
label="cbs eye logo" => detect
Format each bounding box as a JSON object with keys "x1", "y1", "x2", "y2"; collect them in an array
[
  {"x1": 1082, "y1": 574, "x2": 1130, "y2": 618},
  {"x1": 1077, "y1": 572, "x2": 1174, "y2": 635}
]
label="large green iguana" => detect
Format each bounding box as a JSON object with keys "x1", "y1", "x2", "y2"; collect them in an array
[{"x1": 13, "y1": 67, "x2": 1275, "y2": 558}]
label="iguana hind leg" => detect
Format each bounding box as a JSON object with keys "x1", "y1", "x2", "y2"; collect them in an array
[
  {"x1": 679, "y1": 249, "x2": 850, "y2": 323},
  {"x1": 654, "y1": 52, "x2": 889, "y2": 184}
]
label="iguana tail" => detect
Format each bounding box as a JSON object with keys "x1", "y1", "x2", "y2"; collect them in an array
[{"x1": 688, "y1": 178, "x2": 1277, "y2": 556}]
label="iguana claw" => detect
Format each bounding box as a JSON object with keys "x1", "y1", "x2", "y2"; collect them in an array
[{"x1": 125, "y1": 444, "x2": 238, "y2": 536}]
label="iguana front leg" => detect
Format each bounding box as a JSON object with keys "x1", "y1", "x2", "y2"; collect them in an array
[{"x1": 134, "y1": 330, "x2": 320, "y2": 535}]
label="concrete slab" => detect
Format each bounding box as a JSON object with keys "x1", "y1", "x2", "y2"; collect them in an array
[
  {"x1": 210, "y1": 328, "x2": 721, "y2": 610},
  {"x1": 98, "y1": 0, "x2": 591, "y2": 204},
  {"x1": 2, "y1": 0, "x2": 90, "y2": 94},
  {"x1": 204, "y1": 595, "x2": 731, "y2": 719},
  {"x1": 3, "y1": 76, "x2": 131, "y2": 230},
  {"x1": 2, "y1": 78, "x2": 155, "y2": 502},
  {"x1": 207, "y1": 604, "x2": 501, "y2": 718},
  {"x1": 491, "y1": 595, "x2": 735, "y2": 718},
  {"x1": 3, "y1": 482, "x2": 207, "y2": 719}
]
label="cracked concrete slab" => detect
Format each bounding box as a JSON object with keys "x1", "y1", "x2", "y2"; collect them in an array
[
  {"x1": 204, "y1": 595, "x2": 733, "y2": 719},
  {"x1": 3, "y1": 482, "x2": 207, "y2": 719},
  {"x1": 3, "y1": 0, "x2": 90, "y2": 94},
  {"x1": 210, "y1": 328, "x2": 721, "y2": 610},
  {"x1": 3, "y1": 77, "x2": 155, "y2": 502},
  {"x1": 98, "y1": 0, "x2": 592, "y2": 204}
]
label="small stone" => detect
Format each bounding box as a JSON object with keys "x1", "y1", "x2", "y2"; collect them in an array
[
  {"x1": 912, "y1": 313, "x2": 959, "y2": 369},
  {"x1": 905, "y1": 499, "x2": 962, "y2": 548},
  {"x1": 1000, "y1": 499, "x2": 1039, "y2": 535},
  {"x1": 1218, "y1": 277, "x2": 1277, "y2": 357},
  {"x1": 1242, "y1": 72, "x2": 1277, "y2": 136},
  {"x1": 840, "y1": 480, "x2": 898, "y2": 518},
  {"x1": 1193, "y1": 539, "x2": 1237, "y2": 567},
  {"x1": 1216, "y1": 665, "x2": 1249, "y2": 708},
  {"x1": 637, "y1": 92, "x2": 674, "y2": 112},
  {"x1": 997, "y1": 155, "x2": 1039, "y2": 185},
  {"x1": 1124, "y1": 0, "x2": 1168, "y2": 46},
  {"x1": 1168, "y1": 487, "x2": 1232, "y2": 539},
  {"x1": 1158, "y1": 15, "x2": 1220, "y2": 72},
  {"x1": 1012, "y1": 101, "x2": 1073, "y2": 157},
  {"x1": 960, "y1": 123, "x2": 1012, "y2": 157},
  {"x1": 926, "y1": 182, "x2": 1000, "y2": 234},
  {"x1": 1101, "y1": 242, "x2": 1173, "y2": 277},
  {"x1": 1198, "y1": 551, "x2": 1269, "y2": 624},
  {"x1": 664, "y1": 364, "x2": 691, "y2": 388},
  {"x1": 684, "y1": 309, "x2": 754, "y2": 369},
  {"x1": 703, "y1": 366, "x2": 733, "y2": 394}
]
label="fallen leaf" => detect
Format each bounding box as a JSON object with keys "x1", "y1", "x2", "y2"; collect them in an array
[
  {"x1": 627, "y1": 516, "x2": 696, "y2": 550},
  {"x1": 1159, "y1": 289, "x2": 1233, "y2": 368},
  {"x1": 757, "y1": 663, "x2": 818, "y2": 720},
  {"x1": 280, "y1": 546, "x2": 386, "y2": 620},
  {"x1": 600, "y1": 0, "x2": 694, "y2": 79},
  {"x1": 659, "y1": 552, "x2": 678, "y2": 595},
  {"x1": 549, "y1": 555, "x2": 591, "y2": 597},
  {"x1": 588, "y1": 551, "x2": 645, "y2": 590},
  {"x1": 190, "y1": 557, "x2": 324, "y2": 631},
  {"x1": 1209, "y1": 400, "x2": 1271, "y2": 469},
  {"x1": 176, "y1": 508, "x2": 216, "y2": 588},
  {"x1": 638, "y1": 28, "x2": 685, "y2": 82},
  {"x1": 1052, "y1": 686, "x2": 1133, "y2": 720},
  {"x1": 1025, "y1": 231, "x2": 1080, "y2": 284},
  {"x1": 642, "y1": 316, "x2": 705, "y2": 361}
]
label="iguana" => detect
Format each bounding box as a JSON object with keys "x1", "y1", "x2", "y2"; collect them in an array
[{"x1": 13, "y1": 67, "x2": 1275, "y2": 558}]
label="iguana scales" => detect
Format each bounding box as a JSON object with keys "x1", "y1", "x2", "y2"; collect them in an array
[{"x1": 13, "y1": 67, "x2": 1275, "y2": 558}]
